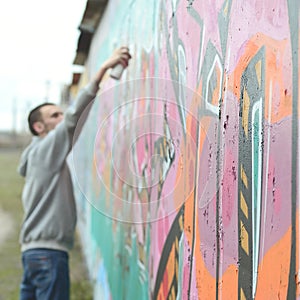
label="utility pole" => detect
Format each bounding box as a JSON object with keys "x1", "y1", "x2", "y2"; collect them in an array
[
  {"x1": 12, "y1": 97, "x2": 17, "y2": 138},
  {"x1": 45, "y1": 80, "x2": 50, "y2": 101}
]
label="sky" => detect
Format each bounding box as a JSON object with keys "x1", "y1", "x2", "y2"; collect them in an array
[{"x1": 0, "y1": 0, "x2": 87, "y2": 132}]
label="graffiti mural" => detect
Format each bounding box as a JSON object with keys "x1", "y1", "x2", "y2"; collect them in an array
[{"x1": 71, "y1": 0, "x2": 299, "y2": 299}]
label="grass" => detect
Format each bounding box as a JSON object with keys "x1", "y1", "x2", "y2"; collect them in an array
[{"x1": 0, "y1": 149, "x2": 93, "y2": 300}]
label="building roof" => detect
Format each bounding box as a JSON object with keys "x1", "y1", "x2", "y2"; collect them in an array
[{"x1": 73, "y1": 0, "x2": 108, "y2": 65}]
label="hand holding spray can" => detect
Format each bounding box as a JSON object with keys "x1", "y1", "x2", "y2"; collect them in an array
[
  {"x1": 110, "y1": 63, "x2": 125, "y2": 80},
  {"x1": 110, "y1": 28, "x2": 131, "y2": 80}
]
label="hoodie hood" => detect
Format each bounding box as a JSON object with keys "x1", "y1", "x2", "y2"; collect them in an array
[{"x1": 18, "y1": 137, "x2": 40, "y2": 177}]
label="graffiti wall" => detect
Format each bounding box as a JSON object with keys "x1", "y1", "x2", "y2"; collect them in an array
[{"x1": 71, "y1": 0, "x2": 299, "y2": 299}]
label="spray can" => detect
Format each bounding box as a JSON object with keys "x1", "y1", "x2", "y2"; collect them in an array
[{"x1": 110, "y1": 63, "x2": 125, "y2": 80}]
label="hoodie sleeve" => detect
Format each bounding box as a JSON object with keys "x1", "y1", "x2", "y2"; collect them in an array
[
  {"x1": 64, "y1": 81, "x2": 99, "y2": 139},
  {"x1": 33, "y1": 82, "x2": 99, "y2": 173},
  {"x1": 17, "y1": 141, "x2": 35, "y2": 177}
]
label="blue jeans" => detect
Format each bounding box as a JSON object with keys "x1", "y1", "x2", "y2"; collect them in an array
[{"x1": 20, "y1": 248, "x2": 70, "y2": 300}]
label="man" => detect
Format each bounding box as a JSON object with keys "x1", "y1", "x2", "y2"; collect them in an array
[{"x1": 18, "y1": 47, "x2": 131, "y2": 300}]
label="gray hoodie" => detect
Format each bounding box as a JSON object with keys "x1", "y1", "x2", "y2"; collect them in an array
[{"x1": 18, "y1": 82, "x2": 98, "y2": 252}]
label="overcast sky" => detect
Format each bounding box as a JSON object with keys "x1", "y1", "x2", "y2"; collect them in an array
[{"x1": 0, "y1": 0, "x2": 87, "y2": 132}]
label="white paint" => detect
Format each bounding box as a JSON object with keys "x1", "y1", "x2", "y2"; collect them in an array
[
  {"x1": 178, "y1": 44, "x2": 187, "y2": 133},
  {"x1": 197, "y1": 25, "x2": 206, "y2": 83},
  {"x1": 252, "y1": 98, "x2": 263, "y2": 299},
  {"x1": 261, "y1": 81, "x2": 272, "y2": 266},
  {"x1": 205, "y1": 54, "x2": 223, "y2": 116}
]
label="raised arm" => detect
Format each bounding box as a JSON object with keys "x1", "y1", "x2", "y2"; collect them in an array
[
  {"x1": 92, "y1": 46, "x2": 132, "y2": 87},
  {"x1": 35, "y1": 47, "x2": 132, "y2": 171},
  {"x1": 63, "y1": 46, "x2": 132, "y2": 139}
]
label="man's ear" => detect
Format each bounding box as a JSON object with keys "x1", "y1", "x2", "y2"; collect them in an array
[{"x1": 32, "y1": 121, "x2": 45, "y2": 136}]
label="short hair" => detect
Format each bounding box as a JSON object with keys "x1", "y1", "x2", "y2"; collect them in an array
[{"x1": 28, "y1": 103, "x2": 55, "y2": 135}]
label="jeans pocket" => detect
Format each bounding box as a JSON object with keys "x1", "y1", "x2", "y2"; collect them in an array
[{"x1": 27, "y1": 255, "x2": 52, "y2": 289}]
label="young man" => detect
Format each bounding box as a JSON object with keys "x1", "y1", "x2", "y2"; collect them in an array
[{"x1": 18, "y1": 47, "x2": 131, "y2": 300}]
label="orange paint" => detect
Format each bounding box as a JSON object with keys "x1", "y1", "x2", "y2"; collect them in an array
[
  {"x1": 255, "y1": 227, "x2": 291, "y2": 299},
  {"x1": 229, "y1": 33, "x2": 292, "y2": 124}
]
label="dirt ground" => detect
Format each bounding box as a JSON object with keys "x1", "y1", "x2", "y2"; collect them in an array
[{"x1": 0, "y1": 209, "x2": 13, "y2": 247}]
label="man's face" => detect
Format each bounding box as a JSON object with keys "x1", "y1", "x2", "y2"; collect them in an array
[{"x1": 39, "y1": 105, "x2": 64, "y2": 135}]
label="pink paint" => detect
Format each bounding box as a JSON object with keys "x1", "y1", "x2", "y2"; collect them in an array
[{"x1": 227, "y1": 0, "x2": 290, "y2": 73}]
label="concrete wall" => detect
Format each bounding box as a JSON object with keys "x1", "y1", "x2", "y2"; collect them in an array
[{"x1": 71, "y1": 0, "x2": 299, "y2": 299}]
